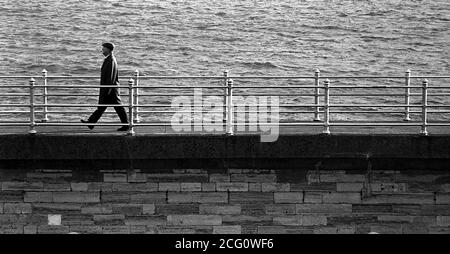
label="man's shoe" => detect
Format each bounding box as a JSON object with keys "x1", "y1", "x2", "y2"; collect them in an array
[
  {"x1": 80, "y1": 119, "x2": 94, "y2": 130},
  {"x1": 117, "y1": 126, "x2": 130, "y2": 132}
]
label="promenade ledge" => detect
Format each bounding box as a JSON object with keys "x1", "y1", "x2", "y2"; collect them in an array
[{"x1": 0, "y1": 126, "x2": 448, "y2": 171}]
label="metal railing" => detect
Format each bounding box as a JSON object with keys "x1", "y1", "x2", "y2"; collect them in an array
[{"x1": 0, "y1": 69, "x2": 449, "y2": 135}]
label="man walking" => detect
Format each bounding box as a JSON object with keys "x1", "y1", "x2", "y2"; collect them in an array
[{"x1": 81, "y1": 42, "x2": 129, "y2": 131}]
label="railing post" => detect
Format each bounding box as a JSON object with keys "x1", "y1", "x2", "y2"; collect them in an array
[
  {"x1": 128, "y1": 78, "x2": 135, "y2": 135},
  {"x1": 42, "y1": 69, "x2": 49, "y2": 122},
  {"x1": 29, "y1": 78, "x2": 37, "y2": 134},
  {"x1": 323, "y1": 79, "x2": 331, "y2": 135},
  {"x1": 226, "y1": 78, "x2": 234, "y2": 135},
  {"x1": 223, "y1": 70, "x2": 229, "y2": 124},
  {"x1": 314, "y1": 69, "x2": 320, "y2": 121},
  {"x1": 420, "y1": 79, "x2": 428, "y2": 136},
  {"x1": 404, "y1": 69, "x2": 411, "y2": 121},
  {"x1": 134, "y1": 69, "x2": 140, "y2": 123}
]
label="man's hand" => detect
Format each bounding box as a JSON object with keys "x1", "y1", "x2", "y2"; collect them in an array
[{"x1": 106, "y1": 88, "x2": 113, "y2": 96}]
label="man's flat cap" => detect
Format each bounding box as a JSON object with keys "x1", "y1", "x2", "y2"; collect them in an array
[{"x1": 102, "y1": 42, "x2": 115, "y2": 51}]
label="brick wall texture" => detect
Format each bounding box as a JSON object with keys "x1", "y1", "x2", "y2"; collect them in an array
[{"x1": 1, "y1": 168, "x2": 450, "y2": 234}]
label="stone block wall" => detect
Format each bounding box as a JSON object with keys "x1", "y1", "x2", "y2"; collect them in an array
[{"x1": 0, "y1": 168, "x2": 449, "y2": 234}]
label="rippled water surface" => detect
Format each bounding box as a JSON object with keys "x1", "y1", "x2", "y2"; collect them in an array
[{"x1": 0, "y1": 0, "x2": 449, "y2": 122}]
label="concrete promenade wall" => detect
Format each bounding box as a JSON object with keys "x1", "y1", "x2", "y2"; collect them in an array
[
  {"x1": 0, "y1": 134, "x2": 449, "y2": 170},
  {"x1": 0, "y1": 134, "x2": 449, "y2": 234}
]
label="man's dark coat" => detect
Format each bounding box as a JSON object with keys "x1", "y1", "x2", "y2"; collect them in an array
[{"x1": 99, "y1": 54, "x2": 121, "y2": 104}]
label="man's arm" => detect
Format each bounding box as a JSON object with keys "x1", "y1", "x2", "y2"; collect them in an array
[{"x1": 111, "y1": 58, "x2": 118, "y2": 87}]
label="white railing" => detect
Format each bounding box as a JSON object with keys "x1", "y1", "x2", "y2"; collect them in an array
[{"x1": 0, "y1": 70, "x2": 449, "y2": 135}]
